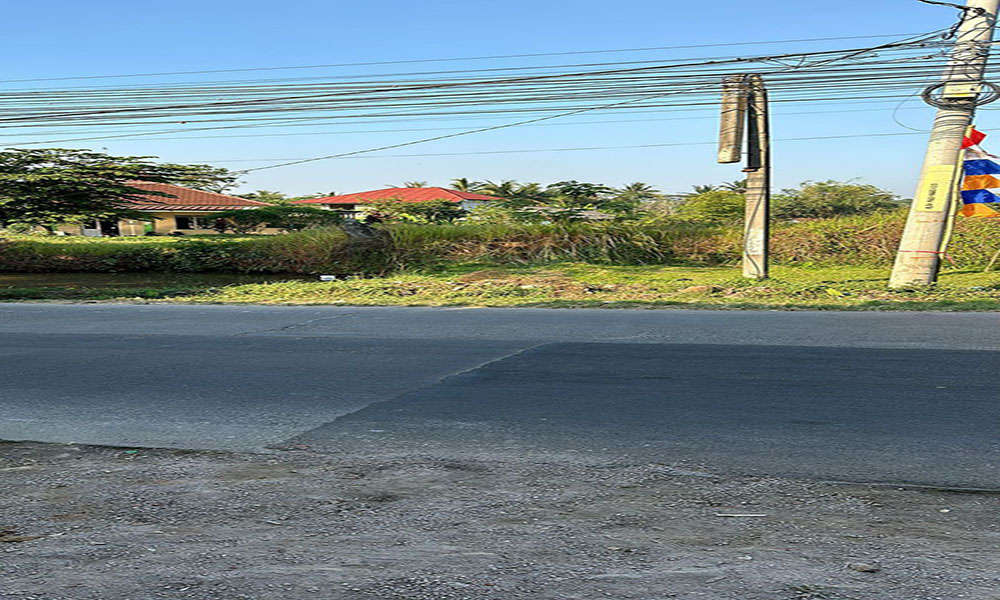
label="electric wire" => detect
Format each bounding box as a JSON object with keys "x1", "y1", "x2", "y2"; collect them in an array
[
  {"x1": 0, "y1": 31, "x2": 934, "y2": 85},
  {"x1": 0, "y1": 23, "x2": 982, "y2": 175}
]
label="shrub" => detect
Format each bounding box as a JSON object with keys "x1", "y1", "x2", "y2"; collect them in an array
[
  {"x1": 366, "y1": 198, "x2": 464, "y2": 223},
  {"x1": 673, "y1": 191, "x2": 746, "y2": 224},
  {"x1": 1, "y1": 214, "x2": 997, "y2": 274},
  {"x1": 212, "y1": 205, "x2": 344, "y2": 233},
  {"x1": 773, "y1": 180, "x2": 904, "y2": 219}
]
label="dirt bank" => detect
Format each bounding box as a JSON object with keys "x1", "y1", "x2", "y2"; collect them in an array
[{"x1": 2, "y1": 442, "x2": 998, "y2": 600}]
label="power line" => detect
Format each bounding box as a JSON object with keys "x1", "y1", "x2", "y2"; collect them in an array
[
  {"x1": 232, "y1": 32, "x2": 960, "y2": 172},
  {"x1": 0, "y1": 32, "x2": 932, "y2": 85},
  {"x1": 0, "y1": 105, "x2": 938, "y2": 146},
  {"x1": 192, "y1": 131, "x2": 937, "y2": 163},
  {"x1": 0, "y1": 26, "x2": 963, "y2": 174},
  {"x1": 0, "y1": 52, "x2": 952, "y2": 123},
  {"x1": 0, "y1": 96, "x2": 935, "y2": 140},
  {"x1": 0, "y1": 38, "x2": 954, "y2": 127}
]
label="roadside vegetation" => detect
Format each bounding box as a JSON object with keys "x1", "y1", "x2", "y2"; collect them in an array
[
  {"x1": 2, "y1": 264, "x2": 996, "y2": 310},
  {"x1": 2, "y1": 172, "x2": 998, "y2": 309},
  {"x1": 3, "y1": 211, "x2": 998, "y2": 274}
]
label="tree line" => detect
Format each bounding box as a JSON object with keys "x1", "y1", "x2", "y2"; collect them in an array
[{"x1": 0, "y1": 148, "x2": 906, "y2": 232}]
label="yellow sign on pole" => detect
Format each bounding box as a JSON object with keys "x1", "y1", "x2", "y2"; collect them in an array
[{"x1": 914, "y1": 165, "x2": 958, "y2": 212}]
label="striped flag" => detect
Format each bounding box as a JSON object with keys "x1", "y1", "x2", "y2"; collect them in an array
[{"x1": 961, "y1": 131, "x2": 1000, "y2": 218}]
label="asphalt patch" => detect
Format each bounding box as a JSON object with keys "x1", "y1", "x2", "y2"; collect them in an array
[{"x1": 293, "y1": 342, "x2": 1000, "y2": 488}]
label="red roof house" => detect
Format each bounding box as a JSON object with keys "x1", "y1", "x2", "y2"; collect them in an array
[
  {"x1": 294, "y1": 187, "x2": 504, "y2": 214},
  {"x1": 124, "y1": 182, "x2": 271, "y2": 211},
  {"x1": 57, "y1": 182, "x2": 273, "y2": 237}
]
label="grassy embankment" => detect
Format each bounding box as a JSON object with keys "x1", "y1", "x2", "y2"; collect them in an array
[{"x1": 1, "y1": 213, "x2": 998, "y2": 310}]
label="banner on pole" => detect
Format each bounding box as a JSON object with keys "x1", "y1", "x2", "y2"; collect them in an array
[{"x1": 961, "y1": 128, "x2": 1000, "y2": 218}]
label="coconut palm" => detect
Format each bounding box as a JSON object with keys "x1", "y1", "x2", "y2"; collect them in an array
[
  {"x1": 450, "y1": 178, "x2": 482, "y2": 192},
  {"x1": 477, "y1": 179, "x2": 520, "y2": 198},
  {"x1": 613, "y1": 182, "x2": 664, "y2": 203},
  {"x1": 511, "y1": 182, "x2": 547, "y2": 202},
  {"x1": 546, "y1": 181, "x2": 613, "y2": 208},
  {"x1": 690, "y1": 184, "x2": 718, "y2": 195},
  {"x1": 720, "y1": 179, "x2": 748, "y2": 194}
]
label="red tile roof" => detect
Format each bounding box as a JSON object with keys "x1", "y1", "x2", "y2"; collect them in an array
[
  {"x1": 293, "y1": 187, "x2": 505, "y2": 205},
  {"x1": 124, "y1": 182, "x2": 271, "y2": 212}
]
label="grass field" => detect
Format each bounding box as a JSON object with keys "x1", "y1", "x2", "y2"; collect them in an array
[{"x1": 3, "y1": 263, "x2": 997, "y2": 310}]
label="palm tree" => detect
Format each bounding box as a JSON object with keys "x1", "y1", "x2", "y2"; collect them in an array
[
  {"x1": 546, "y1": 181, "x2": 613, "y2": 208},
  {"x1": 402, "y1": 181, "x2": 427, "y2": 188},
  {"x1": 478, "y1": 180, "x2": 520, "y2": 198},
  {"x1": 613, "y1": 182, "x2": 664, "y2": 204},
  {"x1": 450, "y1": 178, "x2": 482, "y2": 192},
  {"x1": 690, "y1": 184, "x2": 718, "y2": 195},
  {"x1": 511, "y1": 182, "x2": 547, "y2": 202},
  {"x1": 720, "y1": 179, "x2": 748, "y2": 194}
]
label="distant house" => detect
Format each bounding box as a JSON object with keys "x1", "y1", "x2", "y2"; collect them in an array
[
  {"x1": 57, "y1": 182, "x2": 274, "y2": 236},
  {"x1": 293, "y1": 187, "x2": 504, "y2": 218}
]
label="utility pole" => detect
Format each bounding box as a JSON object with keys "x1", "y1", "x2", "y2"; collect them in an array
[
  {"x1": 889, "y1": 0, "x2": 1000, "y2": 288},
  {"x1": 719, "y1": 74, "x2": 771, "y2": 279}
]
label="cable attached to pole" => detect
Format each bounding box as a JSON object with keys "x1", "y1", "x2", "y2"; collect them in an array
[{"x1": 919, "y1": 0, "x2": 987, "y2": 18}]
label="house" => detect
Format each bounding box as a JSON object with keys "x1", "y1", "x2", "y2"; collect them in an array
[
  {"x1": 57, "y1": 182, "x2": 275, "y2": 236},
  {"x1": 292, "y1": 187, "x2": 504, "y2": 218}
]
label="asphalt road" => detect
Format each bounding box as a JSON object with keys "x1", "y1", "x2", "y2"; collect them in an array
[{"x1": 1, "y1": 304, "x2": 997, "y2": 487}]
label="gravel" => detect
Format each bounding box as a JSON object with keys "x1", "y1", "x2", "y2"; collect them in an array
[{"x1": 2, "y1": 441, "x2": 1000, "y2": 600}]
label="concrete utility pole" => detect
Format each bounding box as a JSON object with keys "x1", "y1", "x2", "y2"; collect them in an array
[
  {"x1": 718, "y1": 74, "x2": 771, "y2": 279},
  {"x1": 743, "y1": 75, "x2": 771, "y2": 280},
  {"x1": 889, "y1": 0, "x2": 1000, "y2": 288}
]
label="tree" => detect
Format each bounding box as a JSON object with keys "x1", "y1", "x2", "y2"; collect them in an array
[
  {"x1": 772, "y1": 180, "x2": 903, "y2": 219},
  {"x1": 156, "y1": 163, "x2": 241, "y2": 193},
  {"x1": 237, "y1": 190, "x2": 335, "y2": 205},
  {"x1": 544, "y1": 180, "x2": 647, "y2": 215},
  {"x1": 612, "y1": 182, "x2": 665, "y2": 213},
  {"x1": 477, "y1": 180, "x2": 520, "y2": 199},
  {"x1": 509, "y1": 182, "x2": 548, "y2": 203},
  {"x1": 238, "y1": 190, "x2": 292, "y2": 205},
  {"x1": 472, "y1": 180, "x2": 550, "y2": 204},
  {"x1": 673, "y1": 190, "x2": 746, "y2": 224},
  {"x1": 689, "y1": 184, "x2": 718, "y2": 195},
  {"x1": 365, "y1": 197, "x2": 464, "y2": 223},
  {"x1": 450, "y1": 178, "x2": 482, "y2": 192},
  {"x1": 0, "y1": 148, "x2": 235, "y2": 229},
  {"x1": 212, "y1": 205, "x2": 344, "y2": 233},
  {"x1": 546, "y1": 181, "x2": 612, "y2": 207},
  {"x1": 402, "y1": 181, "x2": 427, "y2": 188},
  {"x1": 614, "y1": 182, "x2": 664, "y2": 203},
  {"x1": 720, "y1": 179, "x2": 748, "y2": 194}
]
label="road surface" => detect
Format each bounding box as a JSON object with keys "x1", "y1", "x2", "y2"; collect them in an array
[{"x1": 0, "y1": 303, "x2": 997, "y2": 487}]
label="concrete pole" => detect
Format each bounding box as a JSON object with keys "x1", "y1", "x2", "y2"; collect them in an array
[
  {"x1": 718, "y1": 75, "x2": 749, "y2": 164},
  {"x1": 889, "y1": 0, "x2": 1000, "y2": 288},
  {"x1": 743, "y1": 75, "x2": 770, "y2": 280}
]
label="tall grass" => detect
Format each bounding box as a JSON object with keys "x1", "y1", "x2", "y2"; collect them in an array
[
  {"x1": 771, "y1": 211, "x2": 1000, "y2": 267},
  {"x1": 385, "y1": 222, "x2": 735, "y2": 267},
  {"x1": 2, "y1": 214, "x2": 998, "y2": 274}
]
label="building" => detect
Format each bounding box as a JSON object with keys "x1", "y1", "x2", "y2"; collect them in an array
[
  {"x1": 57, "y1": 182, "x2": 274, "y2": 236},
  {"x1": 293, "y1": 187, "x2": 504, "y2": 218}
]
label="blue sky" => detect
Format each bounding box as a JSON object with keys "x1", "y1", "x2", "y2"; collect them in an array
[{"x1": 1, "y1": 0, "x2": 993, "y2": 197}]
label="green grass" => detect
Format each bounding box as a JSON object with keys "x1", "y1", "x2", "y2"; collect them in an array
[
  {"x1": 0, "y1": 233, "x2": 262, "y2": 248},
  {"x1": 4, "y1": 215, "x2": 999, "y2": 274},
  {"x1": 4, "y1": 264, "x2": 997, "y2": 311},
  {"x1": 2, "y1": 216, "x2": 998, "y2": 310}
]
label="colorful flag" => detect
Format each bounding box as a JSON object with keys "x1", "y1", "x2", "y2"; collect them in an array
[
  {"x1": 961, "y1": 133, "x2": 1000, "y2": 218},
  {"x1": 963, "y1": 127, "x2": 987, "y2": 149}
]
